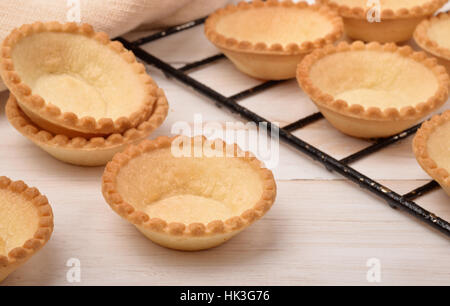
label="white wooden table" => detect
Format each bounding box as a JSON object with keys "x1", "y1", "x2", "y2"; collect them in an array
[{"x1": 2, "y1": 5, "x2": 450, "y2": 286}]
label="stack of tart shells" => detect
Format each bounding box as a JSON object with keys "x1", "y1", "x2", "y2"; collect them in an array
[{"x1": 0, "y1": 22, "x2": 168, "y2": 166}]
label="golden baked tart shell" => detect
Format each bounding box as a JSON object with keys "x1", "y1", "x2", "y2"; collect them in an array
[
  {"x1": 6, "y1": 90, "x2": 168, "y2": 167},
  {"x1": 297, "y1": 41, "x2": 450, "y2": 139},
  {"x1": 0, "y1": 22, "x2": 158, "y2": 137},
  {"x1": 320, "y1": 0, "x2": 448, "y2": 43},
  {"x1": 414, "y1": 12, "x2": 450, "y2": 76},
  {"x1": 102, "y1": 136, "x2": 277, "y2": 251},
  {"x1": 205, "y1": 0, "x2": 343, "y2": 80},
  {"x1": 0, "y1": 177, "x2": 53, "y2": 282},
  {"x1": 413, "y1": 111, "x2": 450, "y2": 196}
]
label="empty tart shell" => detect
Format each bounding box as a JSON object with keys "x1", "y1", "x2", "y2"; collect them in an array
[
  {"x1": 205, "y1": 0, "x2": 343, "y2": 80},
  {"x1": 0, "y1": 176, "x2": 53, "y2": 282},
  {"x1": 0, "y1": 21, "x2": 158, "y2": 137},
  {"x1": 6, "y1": 89, "x2": 168, "y2": 167},
  {"x1": 414, "y1": 12, "x2": 450, "y2": 76},
  {"x1": 319, "y1": 0, "x2": 448, "y2": 43},
  {"x1": 297, "y1": 41, "x2": 450, "y2": 139},
  {"x1": 413, "y1": 110, "x2": 450, "y2": 197},
  {"x1": 102, "y1": 136, "x2": 277, "y2": 251}
]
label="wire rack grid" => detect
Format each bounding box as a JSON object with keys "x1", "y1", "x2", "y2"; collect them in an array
[{"x1": 117, "y1": 16, "x2": 450, "y2": 238}]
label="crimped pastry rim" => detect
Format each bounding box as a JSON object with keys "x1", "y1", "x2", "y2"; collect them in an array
[
  {"x1": 0, "y1": 176, "x2": 53, "y2": 268},
  {"x1": 320, "y1": 0, "x2": 448, "y2": 19},
  {"x1": 413, "y1": 110, "x2": 450, "y2": 188},
  {"x1": 297, "y1": 41, "x2": 450, "y2": 121},
  {"x1": 205, "y1": 0, "x2": 344, "y2": 55},
  {"x1": 6, "y1": 89, "x2": 168, "y2": 151},
  {"x1": 414, "y1": 12, "x2": 450, "y2": 61},
  {"x1": 0, "y1": 21, "x2": 158, "y2": 135},
  {"x1": 102, "y1": 136, "x2": 277, "y2": 237}
]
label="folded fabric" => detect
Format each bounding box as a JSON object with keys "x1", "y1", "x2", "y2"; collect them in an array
[{"x1": 0, "y1": 0, "x2": 232, "y2": 91}]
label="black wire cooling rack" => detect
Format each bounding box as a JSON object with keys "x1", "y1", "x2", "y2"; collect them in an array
[{"x1": 117, "y1": 16, "x2": 450, "y2": 238}]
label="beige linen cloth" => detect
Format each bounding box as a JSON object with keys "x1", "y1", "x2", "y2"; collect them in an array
[{"x1": 0, "y1": 0, "x2": 231, "y2": 91}]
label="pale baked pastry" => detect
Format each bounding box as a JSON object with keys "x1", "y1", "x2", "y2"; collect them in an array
[
  {"x1": 205, "y1": 0, "x2": 343, "y2": 80},
  {"x1": 0, "y1": 22, "x2": 157, "y2": 137},
  {"x1": 414, "y1": 12, "x2": 450, "y2": 75},
  {"x1": 6, "y1": 90, "x2": 168, "y2": 167},
  {"x1": 413, "y1": 111, "x2": 450, "y2": 196},
  {"x1": 102, "y1": 136, "x2": 276, "y2": 251},
  {"x1": 297, "y1": 41, "x2": 450, "y2": 138},
  {"x1": 0, "y1": 177, "x2": 53, "y2": 282},
  {"x1": 320, "y1": 0, "x2": 448, "y2": 43}
]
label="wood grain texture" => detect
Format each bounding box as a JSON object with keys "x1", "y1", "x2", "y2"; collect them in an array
[
  {"x1": 2, "y1": 5, "x2": 450, "y2": 284},
  {"x1": 1, "y1": 179, "x2": 449, "y2": 286}
]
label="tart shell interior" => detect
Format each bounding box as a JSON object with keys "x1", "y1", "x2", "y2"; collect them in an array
[
  {"x1": 413, "y1": 111, "x2": 450, "y2": 196},
  {"x1": 215, "y1": 6, "x2": 334, "y2": 47},
  {"x1": 12, "y1": 32, "x2": 146, "y2": 121},
  {"x1": 309, "y1": 50, "x2": 439, "y2": 110},
  {"x1": 116, "y1": 147, "x2": 264, "y2": 224},
  {"x1": 0, "y1": 178, "x2": 53, "y2": 282},
  {"x1": 427, "y1": 121, "x2": 450, "y2": 174},
  {"x1": 0, "y1": 189, "x2": 39, "y2": 257},
  {"x1": 414, "y1": 13, "x2": 450, "y2": 75},
  {"x1": 329, "y1": 0, "x2": 435, "y2": 11}
]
